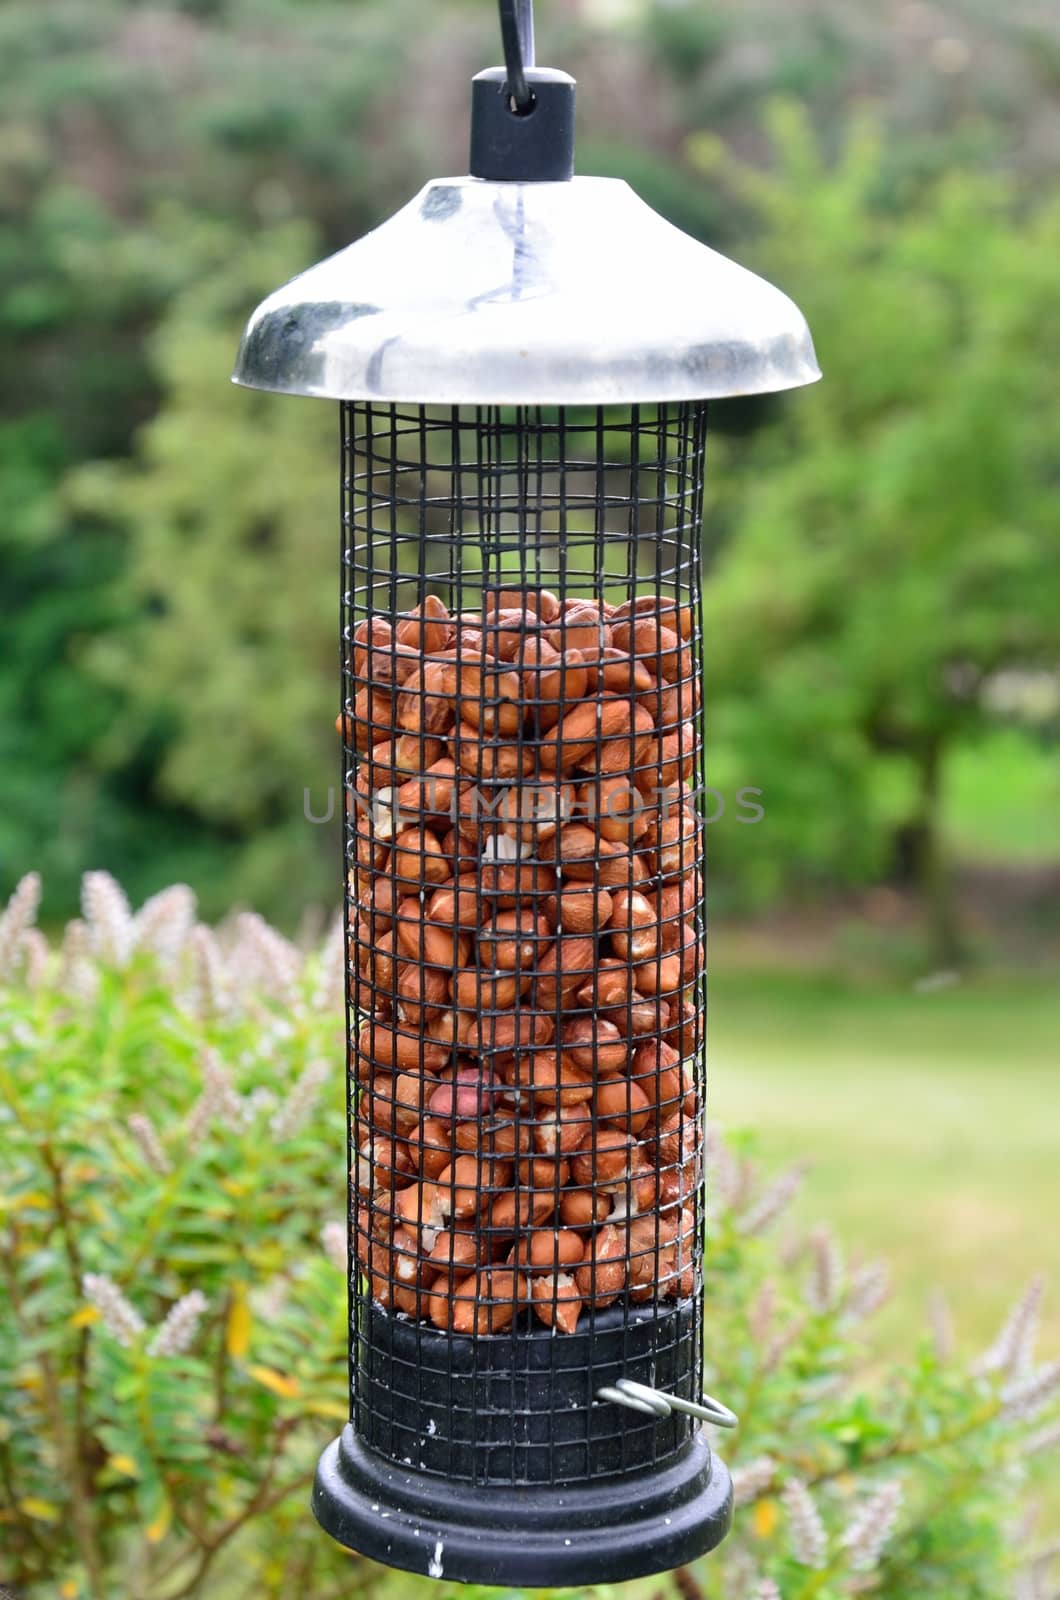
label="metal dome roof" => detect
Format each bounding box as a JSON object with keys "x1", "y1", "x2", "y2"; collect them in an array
[{"x1": 232, "y1": 174, "x2": 820, "y2": 406}]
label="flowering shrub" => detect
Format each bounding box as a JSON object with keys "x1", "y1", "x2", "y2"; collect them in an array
[{"x1": 0, "y1": 873, "x2": 1056, "y2": 1600}]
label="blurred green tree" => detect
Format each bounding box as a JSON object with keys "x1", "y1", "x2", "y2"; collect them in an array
[
  {"x1": 697, "y1": 104, "x2": 1060, "y2": 960},
  {"x1": 72, "y1": 215, "x2": 339, "y2": 919}
]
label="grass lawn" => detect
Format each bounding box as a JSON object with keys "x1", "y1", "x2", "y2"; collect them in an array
[
  {"x1": 708, "y1": 960, "x2": 1060, "y2": 1361},
  {"x1": 946, "y1": 728, "x2": 1060, "y2": 865}
]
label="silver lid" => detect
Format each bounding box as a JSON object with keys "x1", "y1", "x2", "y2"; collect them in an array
[{"x1": 232, "y1": 175, "x2": 819, "y2": 405}]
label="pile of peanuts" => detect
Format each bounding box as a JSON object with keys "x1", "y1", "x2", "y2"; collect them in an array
[{"x1": 345, "y1": 585, "x2": 705, "y2": 1335}]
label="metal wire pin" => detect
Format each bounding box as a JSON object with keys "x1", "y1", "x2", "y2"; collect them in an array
[{"x1": 597, "y1": 1379, "x2": 739, "y2": 1429}]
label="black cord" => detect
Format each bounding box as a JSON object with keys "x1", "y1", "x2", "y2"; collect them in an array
[{"x1": 498, "y1": 0, "x2": 536, "y2": 113}]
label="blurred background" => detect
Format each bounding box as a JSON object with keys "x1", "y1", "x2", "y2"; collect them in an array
[{"x1": 1, "y1": 0, "x2": 1057, "y2": 1364}]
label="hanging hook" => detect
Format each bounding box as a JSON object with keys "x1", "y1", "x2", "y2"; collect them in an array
[{"x1": 498, "y1": 0, "x2": 536, "y2": 114}]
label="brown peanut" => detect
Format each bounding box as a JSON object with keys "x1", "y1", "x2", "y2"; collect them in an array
[
  {"x1": 547, "y1": 884, "x2": 613, "y2": 935},
  {"x1": 561, "y1": 1016, "x2": 628, "y2": 1072},
  {"x1": 390, "y1": 826, "x2": 450, "y2": 889},
  {"x1": 593, "y1": 1078, "x2": 651, "y2": 1135},
  {"x1": 509, "y1": 1228, "x2": 585, "y2": 1274},
  {"x1": 530, "y1": 1273, "x2": 582, "y2": 1333},
  {"x1": 535, "y1": 937, "x2": 597, "y2": 1006},
  {"x1": 479, "y1": 909, "x2": 553, "y2": 974},
  {"x1": 396, "y1": 662, "x2": 456, "y2": 736},
  {"x1": 575, "y1": 1225, "x2": 627, "y2": 1307},
  {"x1": 559, "y1": 1188, "x2": 613, "y2": 1229},
  {"x1": 522, "y1": 642, "x2": 589, "y2": 731},
  {"x1": 449, "y1": 1269, "x2": 528, "y2": 1335},
  {"x1": 485, "y1": 586, "x2": 561, "y2": 624},
  {"x1": 607, "y1": 890, "x2": 660, "y2": 963},
  {"x1": 395, "y1": 594, "x2": 451, "y2": 655},
  {"x1": 569, "y1": 1127, "x2": 634, "y2": 1189}
]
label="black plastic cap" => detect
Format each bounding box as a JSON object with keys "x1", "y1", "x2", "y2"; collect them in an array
[{"x1": 470, "y1": 67, "x2": 576, "y2": 182}]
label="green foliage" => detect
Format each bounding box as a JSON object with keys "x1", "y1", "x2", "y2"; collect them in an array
[
  {"x1": 694, "y1": 105, "x2": 1060, "y2": 951},
  {"x1": 0, "y1": 871, "x2": 352, "y2": 1596},
  {"x1": 2, "y1": 872, "x2": 1058, "y2": 1598},
  {"x1": 70, "y1": 213, "x2": 339, "y2": 919}
]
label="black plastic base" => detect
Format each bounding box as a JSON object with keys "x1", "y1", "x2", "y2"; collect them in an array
[
  {"x1": 313, "y1": 1426, "x2": 732, "y2": 1587},
  {"x1": 355, "y1": 1299, "x2": 701, "y2": 1483}
]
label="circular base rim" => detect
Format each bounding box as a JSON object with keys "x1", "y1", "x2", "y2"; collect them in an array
[{"x1": 312, "y1": 1425, "x2": 733, "y2": 1587}]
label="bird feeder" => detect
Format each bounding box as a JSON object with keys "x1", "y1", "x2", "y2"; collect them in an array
[{"x1": 233, "y1": 0, "x2": 818, "y2": 1586}]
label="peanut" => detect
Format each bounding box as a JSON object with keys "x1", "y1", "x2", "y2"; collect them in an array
[
  {"x1": 593, "y1": 1078, "x2": 651, "y2": 1134},
  {"x1": 516, "y1": 1156, "x2": 571, "y2": 1191},
  {"x1": 530, "y1": 1273, "x2": 582, "y2": 1333},
  {"x1": 358, "y1": 1020, "x2": 449, "y2": 1075},
  {"x1": 349, "y1": 687, "x2": 394, "y2": 752},
  {"x1": 396, "y1": 662, "x2": 456, "y2": 736},
  {"x1": 485, "y1": 586, "x2": 561, "y2": 624},
  {"x1": 395, "y1": 594, "x2": 451, "y2": 655},
  {"x1": 607, "y1": 890, "x2": 659, "y2": 963},
  {"x1": 453, "y1": 723, "x2": 535, "y2": 780},
  {"x1": 465, "y1": 1008, "x2": 554, "y2": 1055},
  {"x1": 574, "y1": 958, "x2": 630, "y2": 1010},
  {"x1": 428, "y1": 1065, "x2": 499, "y2": 1122},
  {"x1": 561, "y1": 1016, "x2": 628, "y2": 1072},
  {"x1": 577, "y1": 776, "x2": 652, "y2": 845},
  {"x1": 354, "y1": 1134, "x2": 414, "y2": 1193},
  {"x1": 451, "y1": 968, "x2": 528, "y2": 1013},
  {"x1": 425, "y1": 874, "x2": 488, "y2": 930},
  {"x1": 583, "y1": 647, "x2": 655, "y2": 696},
  {"x1": 569, "y1": 1126, "x2": 634, "y2": 1189},
  {"x1": 612, "y1": 617, "x2": 682, "y2": 681},
  {"x1": 438, "y1": 1155, "x2": 510, "y2": 1219},
  {"x1": 497, "y1": 782, "x2": 573, "y2": 847},
  {"x1": 535, "y1": 937, "x2": 597, "y2": 1006},
  {"x1": 490, "y1": 1188, "x2": 555, "y2": 1232},
  {"x1": 390, "y1": 826, "x2": 450, "y2": 889},
  {"x1": 521, "y1": 642, "x2": 589, "y2": 731},
  {"x1": 546, "y1": 602, "x2": 612, "y2": 658},
  {"x1": 456, "y1": 664, "x2": 523, "y2": 735},
  {"x1": 411, "y1": 1117, "x2": 453, "y2": 1181},
  {"x1": 604, "y1": 994, "x2": 671, "y2": 1037},
  {"x1": 395, "y1": 757, "x2": 460, "y2": 820},
  {"x1": 449, "y1": 1269, "x2": 528, "y2": 1335},
  {"x1": 559, "y1": 1188, "x2": 613, "y2": 1229},
  {"x1": 479, "y1": 909, "x2": 553, "y2": 974},
  {"x1": 545, "y1": 695, "x2": 642, "y2": 774},
  {"x1": 574, "y1": 1224, "x2": 627, "y2": 1307},
  {"x1": 499, "y1": 1050, "x2": 593, "y2": 1107},
  {"x1": 532, "y1": 1107, "x2": 594, "y2": 1157},
  {"x1": 509, "y1": 1228, "x2": 585, "y2": 1274},
  {"x1": 593, "y1": 701, "x2": 655, "y2": 778},
  {"x1": 547, "y1": 884, "x2": 613, "y2": 935},
  {"x1": 479, "y1": 860, "x2": 557, "y2": 907}
]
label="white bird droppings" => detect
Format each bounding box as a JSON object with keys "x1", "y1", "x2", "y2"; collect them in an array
[{"x1": 428, "y1": 1538, "x2": 445, "y2": 1578}]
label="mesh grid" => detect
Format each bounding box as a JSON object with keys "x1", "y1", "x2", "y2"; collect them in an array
[{"x1": 341, "y1": 402, "x2": 708, "y2": 1487}]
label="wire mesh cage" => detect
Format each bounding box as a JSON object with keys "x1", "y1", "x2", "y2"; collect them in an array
[
  {"x1": 232, "y1": 0, "x2": 818, "y2": 1583},
  {"x1": 346, "y1": 399, "x2": 706, "y2": 1426}
]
